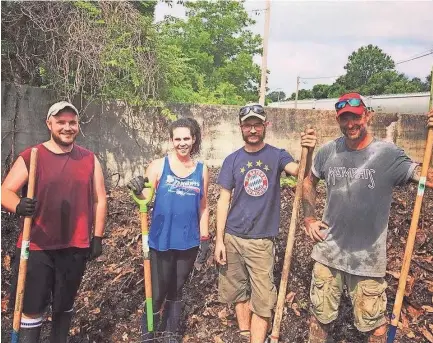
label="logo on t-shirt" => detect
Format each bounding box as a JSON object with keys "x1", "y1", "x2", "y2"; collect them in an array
[
  {"x1": 166, "y1": 174, "x2": 200, "y2": 196},
  {"x1": 244, "y1": 168, "x2": 269, "y2": 197},
  {"x1": 327, "y1": 166, "x2": 376, "y2": 189}
]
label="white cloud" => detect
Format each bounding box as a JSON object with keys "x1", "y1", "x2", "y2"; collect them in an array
[{"x1": 155, "y1": 1, "x2": 433, "y2": 96}]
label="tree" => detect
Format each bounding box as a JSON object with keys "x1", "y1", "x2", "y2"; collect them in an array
[
  {"x1": 311, "y1": 84, "x2": 331, "y2": 99},
  {"x1": 159, "y1": 0, "x2": 262, "y2": 104},
  {"x1": 267, "y1": 90, "x2": 286, "y2": 102},
  {"x1": 1, "y1": 1, "x2": 167, "y2": 106},
  {"x1": 410, "y1": 75, "x2": 432, "y2": 92},
  {"x1": 341, "y1": 44, "x2": 395, "y2": 90},
  {"x1": 288, "y1": 89, "x2": 313, "y2": 100}
]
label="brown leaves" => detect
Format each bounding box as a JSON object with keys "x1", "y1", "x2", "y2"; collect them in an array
[
  {"x1": 1, "y1": 294, "x2": 10, "y2": 313},
  {"x1": 3, "y1": 254, "x2": 11, "y2": 271},
  {"x1": 422, "y1": 305, "x2": 433, "y2": 313},
  {"x1": 421, "y1": 326, "x2": 433, "y2": 343},
  {"x1": 285, "y1": 291, "x2": 301, "y2": 316},
  {"x1": 385, "y1": 271, "x2": 415, "y2": 296}
]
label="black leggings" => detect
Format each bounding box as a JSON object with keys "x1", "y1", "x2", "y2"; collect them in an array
[{"x1": 150, "y1": 247, "x2": 198, "y2": 312}]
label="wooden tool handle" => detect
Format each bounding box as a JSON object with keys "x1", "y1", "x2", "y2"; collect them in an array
[
  {"x1": 270, "y1": 145, "x2": 309, "y2": 343},
  {"x1": 388, "y1": 66, "x2": 433, "y2": 342},
  {"x1": 12, "y1": 148, "x2": 38, "y2": 339},
  {"x1": 390, "y1": 123, "x2": 433, "y2": 328}
]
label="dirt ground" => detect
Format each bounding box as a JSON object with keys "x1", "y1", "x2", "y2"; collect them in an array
[{"x1": 1, "y1": 168, "x2": 433, "y2": 342}]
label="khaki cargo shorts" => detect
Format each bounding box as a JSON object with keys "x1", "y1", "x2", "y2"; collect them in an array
[
  {"x1": 310, "y1": 262, "x2": 387, "y2": 332},
  {"x1": 218, "y1": 233, "x2": 277, "y2": 318}
]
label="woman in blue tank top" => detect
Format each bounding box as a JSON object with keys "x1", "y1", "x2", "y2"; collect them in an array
[{"x1": 128, "y1": 118, "x2": 209, "y2": 342}]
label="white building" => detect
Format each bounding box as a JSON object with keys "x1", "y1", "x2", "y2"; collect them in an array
[{"x1": 268, "y1": 92, "x2": 430, "y2": 114}]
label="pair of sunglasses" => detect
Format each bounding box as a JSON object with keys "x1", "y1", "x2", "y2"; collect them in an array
[
  {"x1": 239, "y1": 105, "x2": 265, "y2": 118},
  {"x1": 335, "y1": 98, "x2": 365, "y2": 111}
]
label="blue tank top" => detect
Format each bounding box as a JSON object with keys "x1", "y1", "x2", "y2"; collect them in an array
[{"x1": 149, "y1": 156, "x2": 204, "y2": 251}]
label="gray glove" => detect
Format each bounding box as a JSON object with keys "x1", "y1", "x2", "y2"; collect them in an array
[{"x1": 127, "y1": 176, "x2": 148, "y2": 195}]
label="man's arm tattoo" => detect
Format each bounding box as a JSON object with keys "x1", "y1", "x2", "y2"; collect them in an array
[{"x1": 302, "y1": 172, "x2": 318, "y2": 219}]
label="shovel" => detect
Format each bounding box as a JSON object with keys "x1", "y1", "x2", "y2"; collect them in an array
[
  {"x1": 11, "y1": 148, "x2": 38, "y2": 343},
  {"x1": 270, "y1": 143, "x2": 309, "y2": 343},
  {"x1": 387, "y1": 67, "x2": 433, "y2": 342},
  {"x1": 130, "y1": 178, "x2": 155, "y2": 334}
]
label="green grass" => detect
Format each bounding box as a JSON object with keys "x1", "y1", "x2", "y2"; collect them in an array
[{"x1": 280, "y1": 176, "x2": 297, "y2": 188}]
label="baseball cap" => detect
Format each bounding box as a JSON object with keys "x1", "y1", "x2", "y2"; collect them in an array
[
  {"x1": 335, "y1": 92, "x2": 366, "y2": 117},
  {"x1": 239, "y1": 104, "x2": 266, "y2": 122},
  {"x1": 47, "y1": 101, "x2": 79, "y2": 120}
]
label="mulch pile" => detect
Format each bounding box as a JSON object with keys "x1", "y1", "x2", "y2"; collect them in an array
[{"x1": 2, "y1": 168, "x2": 432, "y2": 342}]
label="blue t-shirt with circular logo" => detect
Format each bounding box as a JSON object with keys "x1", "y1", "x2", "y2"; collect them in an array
[{"x1": 217, "y1": 144, "x2": 294, "y2": 238}]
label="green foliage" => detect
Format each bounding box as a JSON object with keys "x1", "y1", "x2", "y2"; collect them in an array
[
  {"x1": 267, "y1": 90, "x2": 286, "y2": 103},
  {"x1": 342, "y1": 44, "x2": 395, "y2": 90},
  {"x1": 280, "y1": 176, "x2": 297, "y2": 188},
  {"x1": 311, "y1": 84, "x2": 331, "y2": 99},
  {"x1": 129, "y1": 0, "x2": 158, "y2": 17},
  {"x1": 159, "y1": 0, "x2": 262, "y2": 105},
  {"x1": 1, "y1": 2, "x2": 166, "y2": 111},
  {"x1": 73, "y1": 1, "x2": 101, "y2": 17},
  {"x1": 292, "y1": 44, "x2": 431, "y2": 100}
]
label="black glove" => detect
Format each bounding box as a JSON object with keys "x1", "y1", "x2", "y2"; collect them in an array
[
  {"x1": 196, "y1": 237, "x2": 211, "y2": 265},
  {"x1": 15, "y1": 197, "x2": 37, "y2": 217},
  {"x1": 89, "y1": 236, "x2": 103, "y2": 260},
  {"x1": 127, "y1": 176, "x2": 148, "y2": 195}
]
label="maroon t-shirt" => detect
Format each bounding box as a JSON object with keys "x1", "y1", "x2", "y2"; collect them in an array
[{"x1": 17, "y1": 143, "x2": 95, "y2": 250}]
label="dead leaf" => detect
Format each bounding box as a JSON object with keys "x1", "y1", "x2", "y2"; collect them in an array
[
  {"x1": 1, "y1": 294, "x2": 10, "y2": 312},
  {"x1": 397, "y1": 313, "x2": 410, "y2": 332},
  {"x1": 386, "y1": 270, "x2": 400, "y2": 279},
  {"x1": 90, "y1": 307, "x2": 100, "y2": 314},
  {"x1": 3, "y1": 255, "x2": 11, "y2": 271},
  {"x1": 422, "y1": 305, "x2": 433, "y2": 313},
  {"x1": 406, "y1": 305, "x2": 424, "y2": 320},
  {"x1": 218, "y1": 307, "x2": 229, "y2": 325},
  {"x1": 406, "y1": 331, "x2": 416, "y2": 339},
  {"x1": 405, "y1": 275, "x2": 416, "y2": 296},
  {"x1": 214, "y1": 335, "x2": 224, "y2": 343},
  {"x1": 291, "y1": 303, "x2": 301, "y2": 316},
  {"x1": 421, "y1": 326, "x2": 433, "y2": 343},
  {"x1": 285, "y1": 291, "x2": 296, "y2": 305}
]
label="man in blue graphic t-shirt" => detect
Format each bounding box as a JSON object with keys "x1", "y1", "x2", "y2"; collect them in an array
[{"x1": 214, "y1": 104, "x2": 317, "y2": 343}]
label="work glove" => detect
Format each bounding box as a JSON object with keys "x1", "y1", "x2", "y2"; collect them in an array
[
  {"x1": 15, "y1": 197, "x2": 37, "y2": 217},
  {"x1": 195, "y1": 236, "x2": 211, "y2": 266},
  {"x1": 127, "y1": 176, "x2": 148, "y2": 195},
  {"x1": 89, "y1": 236, "x2": 103, "y2": 260}
]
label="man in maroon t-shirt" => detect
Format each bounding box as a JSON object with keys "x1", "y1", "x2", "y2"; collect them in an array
[{"x1": 1, "y1": 101, "x2": 107, "y2": 342}]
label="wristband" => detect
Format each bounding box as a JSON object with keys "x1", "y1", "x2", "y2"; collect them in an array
[{"x1": 200, "y1": 235, "x2": 210, "y2": 241}]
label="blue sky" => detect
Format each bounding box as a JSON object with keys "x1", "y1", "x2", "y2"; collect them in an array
[{"x1": 155, "y1": 1, "x2": 433, "y2": 96}]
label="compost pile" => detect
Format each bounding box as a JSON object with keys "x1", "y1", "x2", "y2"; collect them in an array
[{"x1": 2, "y1": 168, "x2": 433, "y2": 342}]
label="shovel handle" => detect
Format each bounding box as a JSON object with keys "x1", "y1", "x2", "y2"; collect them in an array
[
  {"x1": 388, "y1": 66, "x2": 433, "y2": 342},
  {"x1": 12, "y1": 148, "x2": 38, "y2": 343},
  {"x1": 130, "y1": 179, "x2": 155, "y2": 332},
  {"x1": 270, "y1": 126, "x2": 312, "y2": 343}
]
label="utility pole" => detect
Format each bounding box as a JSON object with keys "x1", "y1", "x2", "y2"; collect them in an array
[
  {"x1": 294, "y1": 76, "x2": 300, "y2": 109},
  {"x1": 258, "y1": 0, "x2": 271, "y2": 106}
]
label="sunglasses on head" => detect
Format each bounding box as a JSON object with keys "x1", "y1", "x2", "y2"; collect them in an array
[
  {"x1": 239, "y1": 105, "x2": 265, "y2": 118},
  {"x1": 335, "y1": 98, "x2": 365, "y2": 111}
]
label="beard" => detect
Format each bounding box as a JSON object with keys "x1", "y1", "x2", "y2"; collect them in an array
[
  {"x1": 242, "y1": 129, "x2": 266, "y2": 145},
  {"x1": 341, "y1": 125, "x2": 367, "y2": 141},
  {"x1": 51, "y1": 131, "x2": 77, "y2": 147}
]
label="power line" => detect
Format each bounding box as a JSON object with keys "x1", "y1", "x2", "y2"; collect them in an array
[
  {"x1": 396, "y1": 51, "x2": 433, "y2": 65},
  {"x1": 299, "y1": 75, "x2": 341, "y2": 80}
]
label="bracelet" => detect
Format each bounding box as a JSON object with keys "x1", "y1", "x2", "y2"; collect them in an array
[{"x1": 200, "y1": 235, "x2": 210, "y2": 241}]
